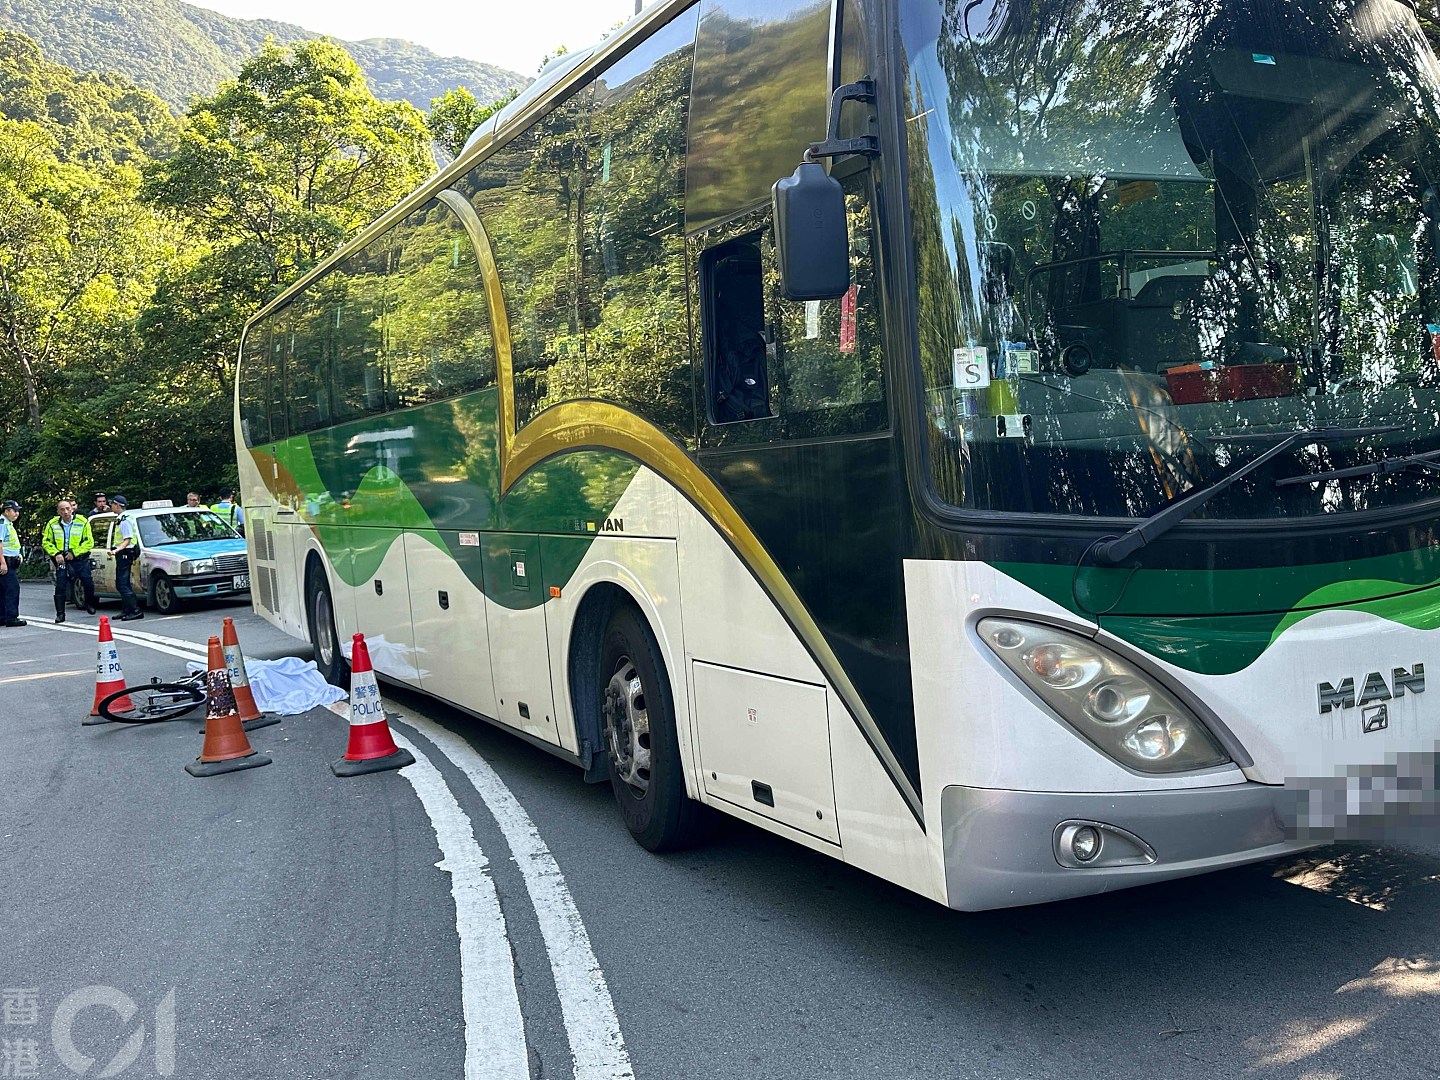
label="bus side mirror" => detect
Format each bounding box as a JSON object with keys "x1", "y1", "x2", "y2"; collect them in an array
[{"x1": 772, "y1": 162, "x2": 850, "y2": 301}]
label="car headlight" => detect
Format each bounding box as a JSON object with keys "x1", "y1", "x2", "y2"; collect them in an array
[
  {"x1": 181, "y1": 559, "x2": 215, "y2": 575},
  {"x1": 979, "y1": 617, "x2": 1230, "y2": 774}
]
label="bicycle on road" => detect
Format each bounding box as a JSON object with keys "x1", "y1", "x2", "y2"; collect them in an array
[{"x1": 97, "y1": 672, "x2": 207, "y2": 724}]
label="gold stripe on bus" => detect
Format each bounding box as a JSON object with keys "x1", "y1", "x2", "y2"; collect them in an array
[{"x1": 441, "y1": 188, "x2": 923, "y2": 824}]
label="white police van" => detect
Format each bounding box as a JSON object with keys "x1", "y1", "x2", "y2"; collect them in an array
[{"x1": 84, "y1": 501, "x2": 250, "y2": 614}]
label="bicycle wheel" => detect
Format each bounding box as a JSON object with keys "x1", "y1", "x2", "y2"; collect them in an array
[{"x1": 98, "y1": 681, "x2": 205, "y2": 724}]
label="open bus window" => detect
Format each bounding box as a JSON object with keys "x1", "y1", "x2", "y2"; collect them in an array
[
  {"x1": 699, "y1": 173, "x2": 888, "y2": 444},
  {"x1": 702, "y1": 237, "x2": 773, "y2": 424}
]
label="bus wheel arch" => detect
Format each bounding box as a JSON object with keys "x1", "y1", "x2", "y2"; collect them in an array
[
  {"x1": 304, "y1": 552, "x2": 349, "y2": 687},
  {"x1": 572, "y1": 585, "x2": 703, "y2": 852}
]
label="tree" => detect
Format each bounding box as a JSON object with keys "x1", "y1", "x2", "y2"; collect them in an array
[
  {"x1": 142, "y1": 38, "x2": 433, "y2": 296},
  {"x1": 0, "y1": 119, "x2": 175, "y2": 433},
  {"x1": 427, "y1": 85, "x2": 518, "y2": 162}
]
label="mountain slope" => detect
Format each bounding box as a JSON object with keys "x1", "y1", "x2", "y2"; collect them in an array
[{"x1": 0, "y1": 0, "x2": 526, "y2": 112}]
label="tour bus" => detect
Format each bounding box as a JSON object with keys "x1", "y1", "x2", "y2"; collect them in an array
[{"x1": 236, "y1": 0, "x2": 1440, "y2": 910}]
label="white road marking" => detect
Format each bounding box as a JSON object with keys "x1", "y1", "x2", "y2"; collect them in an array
[
  {"x1": 28, "y1": 616, "x2": 627, "y2": 1077},
  {"x1": 0, "y1": 669, "x2": 92, "y2": 685},
  {"x1": 389, "y1": 729, "x2": 531, "y2": 1080},
  {"x1": 24, "y1": 618, "x2": 206, "y2": 662},
  {"x1": 401, "y1": 716, "x2": 635, "y2": 1080}
]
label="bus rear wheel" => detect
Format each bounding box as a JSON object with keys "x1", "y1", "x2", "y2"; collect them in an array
[
  {"x1": 308, "y1": 569, "x2": 349, "y2": 688},
  {"x1": 599, "y1": 605, "x2": 702, "y2": 852}
]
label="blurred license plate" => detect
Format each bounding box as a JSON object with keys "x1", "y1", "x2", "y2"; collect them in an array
[{"x1": 233, "y1": 574, "x2": 250, "y2": 590}]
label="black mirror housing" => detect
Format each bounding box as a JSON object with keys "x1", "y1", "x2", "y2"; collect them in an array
[{"x1": 772, "y1": 162, "x2": 850, "y2": 301}]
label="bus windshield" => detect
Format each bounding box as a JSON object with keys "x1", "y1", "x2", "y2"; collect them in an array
[{"x1": 899, "y1": 0, "x2": 1440, "y2": 520}]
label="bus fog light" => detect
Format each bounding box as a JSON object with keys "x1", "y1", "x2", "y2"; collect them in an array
[
  {"x1": 1054, "y1": 821, "x2": 1157, "y2": 869},
  {"x1": 1071, "y1": 825, "x2": 1101, "y2": 862},
  {"x1": 978, "y1": 617, "x2": 1231, "y2": 774}
]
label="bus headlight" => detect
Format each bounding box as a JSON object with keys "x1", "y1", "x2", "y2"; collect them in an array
[{"x1": 979, "y1": 617, "x2": 1230, "y2": 774}]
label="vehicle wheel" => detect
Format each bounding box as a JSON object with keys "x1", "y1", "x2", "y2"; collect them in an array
[
  {"x1": 99, "y1": 681, "x2": 205, "y2": 723},
  {"x1": 600, "y1": 604, "x2": 703, "y2": 852},
  {"x1": 150, "y1": 572, "x2": 181, "y2": 615},
  {"x1": 308, "y1": 569, "x2": 350, "y2": 687},
  {"x1": 70, "y1": 577, "x2": 86, "y2": 610}
]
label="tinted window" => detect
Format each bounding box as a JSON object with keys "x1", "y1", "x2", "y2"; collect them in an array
[
  {"x1": 387, "y1": 198, "x2": 497, "y2": 407},
  {"x1": 687, "y1": 0, "x2": 832, "y2": 232},
  {"x1": 580, "y1": 11, "x2": 699, "y2": 442},
  {"x1": 286, "y1": 290, "x2": 334, "y2": 436},
  {"x1": 238, "y1": 324, "x2": 271, "y2": 447},
  {"x1": 467, "y1": 98, "x2": 587, "y2": 428},
  {"x1": 334, "y1": 238, "x2": 392, "y2": 421},
  {"x1": 701, "y1": 171, "x2": 887, "y2": 445}
]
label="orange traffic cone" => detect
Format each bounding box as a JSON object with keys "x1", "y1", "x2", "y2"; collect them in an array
[
  {"x1": 331, "y1": 633, "x2": 414, "y2": 777},
  {"x1": 221, "y1": 617, "x2": 280, "y2": 731},
  {"x1": 84, "y1": 617, "x2": 131, "y2": 726},
  {"x1": 185, "y1": 636, "x2": 272, "y2": 777}
]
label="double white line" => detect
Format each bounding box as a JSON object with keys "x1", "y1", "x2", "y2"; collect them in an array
[{"x1": 41, "y1": 617, "x2": 633, "y2": 1080}]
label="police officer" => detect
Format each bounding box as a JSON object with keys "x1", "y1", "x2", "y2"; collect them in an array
[
  {"x1": 107, "y1": 495, "x2": 143, "y2": 621},
  {"x1": 212, "y1": 489, "x2": 244, "y2": 534},
  {"x1": 0, "y1": 500, "x2": 25, "y2": 627},
  {"x1": 41, "y1": 498, "x2": 97, "y2": 623}
]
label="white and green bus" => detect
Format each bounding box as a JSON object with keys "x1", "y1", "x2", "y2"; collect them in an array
[{"x1": 237, "y1": 0, "x2": 1440, "y2": 909}]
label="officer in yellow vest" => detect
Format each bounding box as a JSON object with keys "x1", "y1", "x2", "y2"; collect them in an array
[
  {"x1": 212, "y1": 489, "x2": 244, "y2": 535},
  {"x1": 41, "y1": 498, "x2": 97, "y2": 622},
  {"x1": 0, "y1": 499, "x2": 24, "y2": 627}
]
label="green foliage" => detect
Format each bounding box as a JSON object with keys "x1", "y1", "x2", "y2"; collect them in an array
[
  {"x1": 0, "y1": 0, "x2": 526, "y2": 113},
  {"x1": 0, "y1": 32, "x2": 441, "y2": 532},
  {"x1": 144, "y1": 38, "x2": 433, "y2": 289},
  {"x1": 427, "y1": 85, "x2": 518, "y2": 161}
]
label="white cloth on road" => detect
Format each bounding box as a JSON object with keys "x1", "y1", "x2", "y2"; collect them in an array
[{"x1": 186, "y1": 655, "x2": 347, "y2": 715}]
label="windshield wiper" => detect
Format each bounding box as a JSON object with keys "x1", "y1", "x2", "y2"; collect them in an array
[
  {"x1": 1275, "y1": 447, "x2": 1440, "y2": 487},
  {"x1": 1088, "y1": 425, "x2": 1401, "y2": 567}
]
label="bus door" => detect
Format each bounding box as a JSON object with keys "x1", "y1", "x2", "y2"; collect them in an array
[
  {"x1": 482, "y1": 535, "x2": 560, "y2": 746},
  {"x1": 349, "y1": 526, "x2": 421, "y2": 685},
  {"x1": 408, "y1": 530, "x2": 499, "y2": 721}
]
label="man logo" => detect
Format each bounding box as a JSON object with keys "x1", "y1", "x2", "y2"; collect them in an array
[{"x1": 1317, "y1": 664, "x2": 1424, "y2": 722}]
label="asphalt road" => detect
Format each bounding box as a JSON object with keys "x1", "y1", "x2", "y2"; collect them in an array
[{"x1": 2, "y1": 579, "x2": 1438, "y2": 1080}]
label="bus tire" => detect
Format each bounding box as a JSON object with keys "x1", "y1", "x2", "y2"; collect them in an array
[
  {"x1": 600, "y1": 604, "x2": 702, "y2": 852},
  {"x1": 307, "y1": 568, "x2": 349, "y2": 688}
]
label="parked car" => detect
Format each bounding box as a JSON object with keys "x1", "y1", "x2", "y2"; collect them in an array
[{"x1": 81, "y1": 503, "x2": 250, "y2": 614}]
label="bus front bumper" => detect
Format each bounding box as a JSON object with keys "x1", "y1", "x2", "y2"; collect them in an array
[{"x1": 940, "y1": 782, "x2": 1319, "y2": 911}]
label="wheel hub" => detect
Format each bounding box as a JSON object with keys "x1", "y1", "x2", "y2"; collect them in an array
[
  {"x1": 314, "y1": 591, "x2": 335, "y2": 668},
  {"x1": 603, "y1": 657, "x2": 651, "y2": 794}
]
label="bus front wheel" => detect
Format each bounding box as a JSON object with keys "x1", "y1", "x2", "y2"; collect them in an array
[{"x1": 599, "y1": 605, "x2": 703, "y2": 852}]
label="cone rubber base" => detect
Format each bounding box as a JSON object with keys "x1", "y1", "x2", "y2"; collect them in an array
[
  {"x1": 201, "y1": 714, "x2": 282, "y2": 734},
  {"x1": 186, "y1": 751, "x2": 273, "y2": 777},
  {"x1": 331, "y1": 747, "x2": 415, "y2": 777},
  {"x1": 81, "y1": 714, "x2": 112, "y2": 727}
]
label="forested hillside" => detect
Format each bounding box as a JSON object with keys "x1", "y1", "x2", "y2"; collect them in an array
[
  {"x1": 0, "y1": 32, "x2": 437, "y2": 516},
  {"x1": 0, "y1": 0, "x2": 524, "y2": 112}
]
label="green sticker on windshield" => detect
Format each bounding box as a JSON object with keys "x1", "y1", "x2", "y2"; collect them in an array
[{"x1": 1252, "y1": 53, "x2": 1277, "y2": 65}]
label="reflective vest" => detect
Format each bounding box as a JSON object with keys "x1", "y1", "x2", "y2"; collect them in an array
[
  {"x1": 0, "y1": 518, "x2": 18, "y2": 557},
  {"x1": 41, "y1": 515, "x2": 95, "y2": 558},
  {"x1": 212, "y1": 501, "x2": 244, "y2": 528},
  {"x1": 113, "y1": 515, "x2": 138, "y2": 554}
]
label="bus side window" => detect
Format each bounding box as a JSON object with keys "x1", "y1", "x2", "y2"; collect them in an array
[{"x1": 702, "y1": 236, "x2": 773, "y2": 425}]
